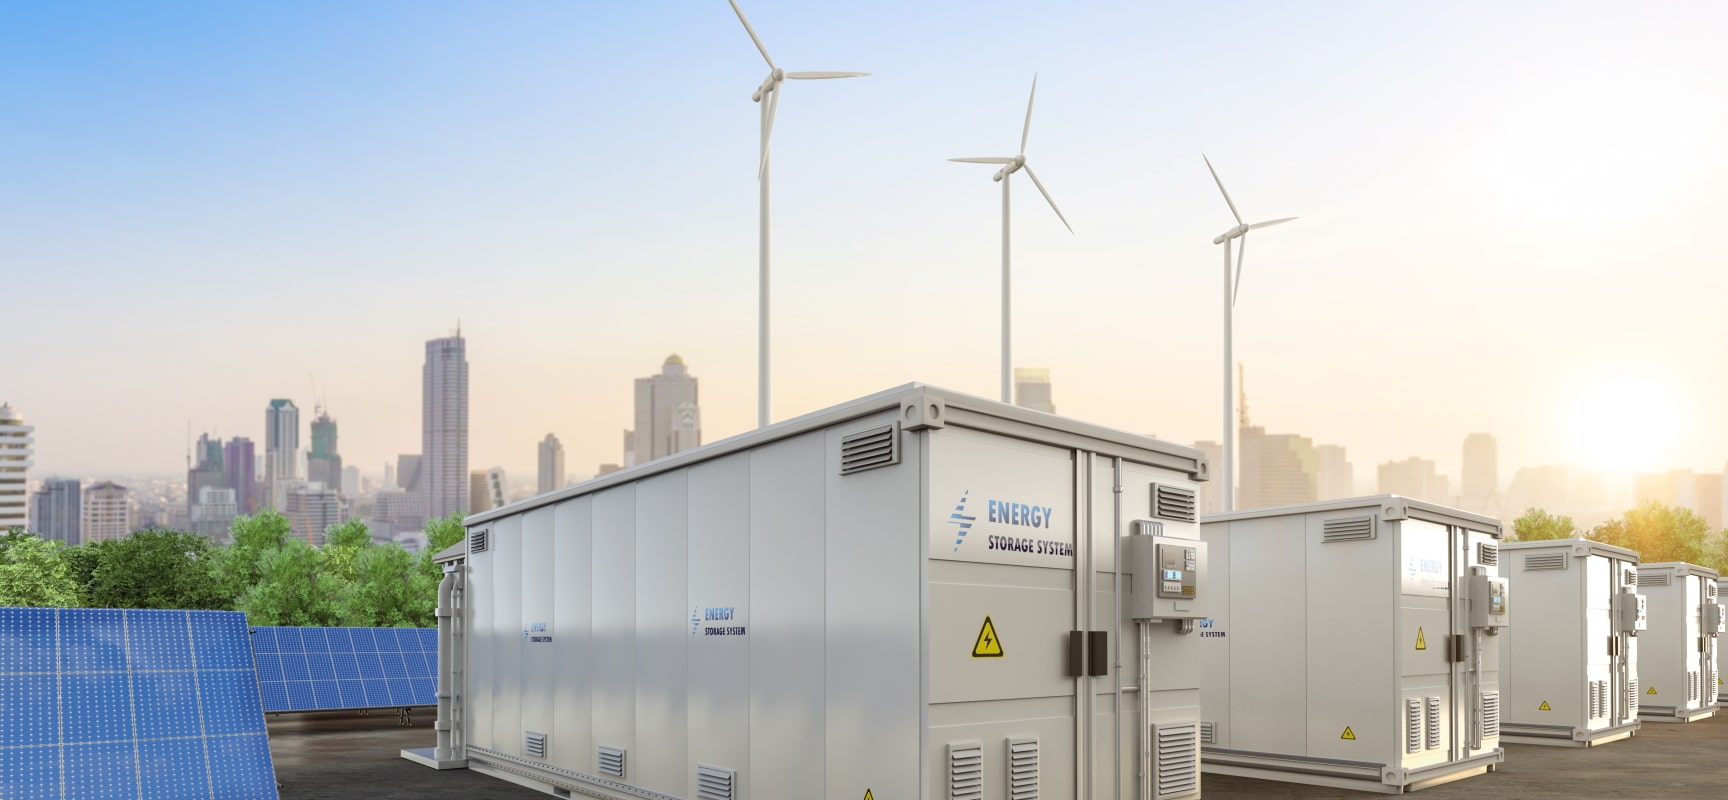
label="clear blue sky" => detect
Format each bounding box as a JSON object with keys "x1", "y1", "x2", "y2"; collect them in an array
[{"x1": 5, "y1": 1, "x2": 1725, "y2": 484}]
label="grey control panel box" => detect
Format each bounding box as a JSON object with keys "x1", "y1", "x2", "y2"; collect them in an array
[{"x1": 1155, "y1": 542, "x2": 1200, "y2": 599}]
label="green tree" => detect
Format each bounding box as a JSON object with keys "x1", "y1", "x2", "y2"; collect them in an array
[
  {"x1": 347, "y1": 543, "x2": 435, "y2": 627},
  {"x1": 1588, "y1": 501, "x2": 1711, "y2": 566},
  {"x1": 0, "y1": 530, "x2": 80, "y2": 607},
  {"x1": 321, "y1": 518, "x2": 374, "y2": 584},
  {"x1": 413, "y1": 512, "x2": 467, "y2": 612},
  {"x1": 1511, "y1": 508, "x2": 1576, "y2": 541},
  {"x1": 210, "y1": 510, "x2": 291, "y2": 601},
  {"x1": 238, "y1": 538, "x2": 345, "y2": 626},
  {"x1": 84, "y1": 530, "x2": 229, "y2": 610},
  {"x1": 60, "y1": 541, "x2": 108, "y2": 606}
]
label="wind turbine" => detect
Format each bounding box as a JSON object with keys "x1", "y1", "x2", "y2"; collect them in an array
[
  {"x1": 950, "y1": 75, "x2": 1073, "y2": 404},
  {"x1": 728, "y1": 0, "x2": 868, "y2": 428},
  {"x1": 1204, "y1": 154, "x2": 1296, "y2": 512}
]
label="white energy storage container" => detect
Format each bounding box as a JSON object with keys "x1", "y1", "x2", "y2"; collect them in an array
[
  {"x1": 1721, "y1": 578, "x2": 1728, "y2": 704},
  {"x1": 408, "y1": 384, "x2": 1215, "y2": 800},
  {"x1": 1496, "y1": 540, "x2": 1643, "y2": 747},
  {"x1": 1198, "y1": 497, "x2": 1508, "y2": 794},
  {"x1": 1634, "y1": 562, "x2": 1722, "y2": 723}
]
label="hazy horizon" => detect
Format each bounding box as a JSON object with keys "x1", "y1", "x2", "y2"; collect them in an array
[{"x1": 5, "y1": 1, "x2": 1726, "y2": 486}]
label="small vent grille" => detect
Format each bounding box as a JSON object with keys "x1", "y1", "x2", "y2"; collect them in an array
[
  {"x1": 1600, "y1": 680, "x2": 1611, "y2": 718},
  {"x1": 596, "y1": 745, "x2": 625, "y2": 778},
  {"x1": 1640, "y1": 572, "x2": 1672, "y2": 587},
  {"x1": 1711, "y1": 583, "x2": 1720, "y2": 599},
  {"x1": 1151, "y1": 484, "x2": 1197, "y2": 523},
  {"x1": 1478, "y1": 542, "x2": 1499, "y2": 566},
  {"x1": 1523, "y1": 552, "x2": 1568, "y2": 571},
  {"x1": 524, "y1": 731, "x2": 546, "y2": 760},
  {"x1": 1624, "y1": 568, "x2": 1638, "y2": 586},
  {"x1": 1152, "y1": 722, "x2": 1199, "y2": 798},
  {"x1": 1690, "y1": 671, "x2": 1700, "y2": 702},
  {"x1": 1481, "y1": 692, "x2": 1500, "y2": 739},
  {"x1": 696, "y1": 765, "x2": 736, "y2": 800},
  {"x1": 1628, "y1": 678, "x2": 1639, "y2": 716},
  {"x1": 1426, "y1": 696, "x2": 1441, "y2": 749},
  {"x1": 839, "y1": 424, "x2": 900, "y2": 475},
  {"x1": 469, "y1": 528, "x2": 489, "y2": 553},
  {"x1": 1198, "y1": 721, "x2": 1215, "y2": 745},
  {"x1": 947, "y1": 741, "x2": 982, "y2": 800},
  {"x1": 1321, "y1": 515, "x2": 1376, "y2": 543},
  {"x1": 1405, "y1": 699, "x2": 1422, "y2": 753},
  {"x1": 1589, "y1": 681, "x2": 1601, "y2": 719},
  {"x1": 1008, "y1": 736, "x2": 1039, "y2": 800}
]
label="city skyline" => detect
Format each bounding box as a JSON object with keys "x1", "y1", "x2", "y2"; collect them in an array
[{"x1": 4, "y1": 1, "x2": 1726, "y2": 484}]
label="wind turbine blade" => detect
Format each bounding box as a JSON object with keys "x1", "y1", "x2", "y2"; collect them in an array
[
  {"x1": 1248, "y1": 216, "x2": 1298, "y2": 231},
  {"x1": 785, "y1": 71, "x2": 870, "y2": 79},
  {"x1": 1202, "y1": 154, "x2": 1243, "y2": 226},
  {"x1": 1020, "y1": 74, "x2": 1038, "y2": 155},
  {"x1": 727, "y1": 0, "x2": 776, "y2": 69},
  {"x1": 949, "y1": 156, "x2": 1017, "y2": 164},
  {"x1": 759, "y1": 86, "x2": 781, "y2": 179},
  {"x1": 1022, "y1": 164, "x2": 1073, "y2": 234},
  {"x1": 1232, "y1": 233, "x2": 1246, "y2": 308}
]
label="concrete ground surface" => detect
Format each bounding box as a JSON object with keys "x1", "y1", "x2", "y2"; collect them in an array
[{"x1": 270, "y1": 709, "x2": 1728, "y2": 799}]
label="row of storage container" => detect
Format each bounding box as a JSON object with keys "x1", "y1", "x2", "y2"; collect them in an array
[{"x1": 403, "y1": 385, "x2": 1721, "y2": 799}]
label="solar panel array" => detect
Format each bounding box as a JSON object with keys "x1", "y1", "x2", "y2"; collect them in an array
[
  {"x1": 250, "y1": 626, "x2": 437, "y2": 713},
  {"x1": 0, "y1": 607, "x2": 280, "y2": 800}
]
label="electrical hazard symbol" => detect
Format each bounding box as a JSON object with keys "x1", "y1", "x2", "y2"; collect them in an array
[
  {"x1": 1340, "y1": 727, "x2": 1356, "y2": 741},
  {"x1": 1648, "y1": 686, "x2": 1658, "y2": 695},
  {"x1": 1539, "y1": 701, "x2": 1552, "y2": 711},
  {"x1": 1415, "y1": 627, "x2": 1426, "y2": 650},
  {"x1": 862, "y1": 791, "x2": 874, "y2": 800},
  {"x1": 972, "y1": 616, "x2": 1004, "y2": 658}
]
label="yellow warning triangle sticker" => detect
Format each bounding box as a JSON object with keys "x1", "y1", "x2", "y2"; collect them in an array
[
  {"x1": 1648, "y1": 686, "x2": 1658, "y2": 695},
  {"x1": 1538, "y1": 701, "x2": 1552, "y2": 711},
  {"x1": 1340, "y1": 726, "x2": 1356, "y2": 740},
  {"x1": 1414, "y1": 627, "x2": 1426, "y2": 650},
  {"x1": 972, "y1": 615, "x2": 1004, "y2": 658},
  {"x1": 862, "y1": 791, "x2": 874, "y2": 800}
]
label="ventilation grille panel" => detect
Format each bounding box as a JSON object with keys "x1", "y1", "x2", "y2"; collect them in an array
[
  {"x1": 947, "y1": 741, "x2": 982, "y2": 800},
  {"x1": 524, "y1": 731, "x2": 546, "y2": 760},
  {"x1": 1628, "y1": 678, "x2": 1639, "y2": 716},
  {"x1": 1521, "y1": 552, "x2": 1567, "y2": 571},
  {"x1": 1426, "y1": 696, "x2": 1441, "y2": 750},
  {"x1": 1690, "y1": 671, "x2": 1700, "y2": 702},
  {"x1": 1405, "y1": 699, "x2": 1422, "y2": 753},
  {"x1": 1589, "y1": 681, "x2": 1602, "y2": 719},
  {"x1": 696, "y1": 765, "x2": 736, "y2": 800},
  {"x1": 839, "y1": 424, "x2": 900, "y2": 475},
  {"x1": 1481, "y1": 692, "x2": 1500, "y2": 739},
  {"x1": 1478, "y1": 542, "x2": 1499, "y2": 567},
  {"x1": 1152, "y1": 722, "x2": 1199, "y2": 798},
  {"x1": 1198, "y1": 721, "x2": 1215, "y2": 745},
  {"x1": 1151, "y1": 484, "x2": 1197, "y2": 523},
  {"x1": 1711, "y1": 583, "x2": 1720, "y2": 599},
  {"x1": 1321, "y1": 515, "x2": 1376, "y2": 543},
  {"x1": 596, "y1": 745, "x2": 625, "y2": 778},
  {"x1": 1008, "y1": 736, "x2": 1039, "y2": 800},
  {"x1": 469, "y1": 528, "x2": 489, "y2": 553},
  {"x1": 1640, "y1": 573, "x2": 1671, "y2": 587},
  {"x1": 1624, "y1": 568, "x2": 1638, "y2": 586}
]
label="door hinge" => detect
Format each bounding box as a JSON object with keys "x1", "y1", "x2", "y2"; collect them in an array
[{"x1": 1088, "y1": 631, "x2": 1109, "y2": 677}]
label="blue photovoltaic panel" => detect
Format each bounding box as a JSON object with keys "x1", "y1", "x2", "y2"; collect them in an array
[
  {"x1": 0, "y1": 607, "x2": 280, "y2": 800},
  {"x1": 250, "y1": 626, "x2": 438, "y2": 713}
]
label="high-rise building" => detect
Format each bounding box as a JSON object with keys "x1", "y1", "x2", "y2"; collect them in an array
[
  {"x1": 384, "y1": 461, "x2": 396, "y2": 491},
  {"x1": 1317, "y1": 444, "x2": 1354, "y2": 501},
  {"x1": 371, "y1": 489, "x2": 425, "y2": 541},
  {"x1": 341, "y1": 466, "x2": 361, "y2": 498},
  {"x1": 1378, "y1": 457, "x2": 1451, "y2": 503},
  {"x1": 81, "y1": 481, "x2": 131, "y2": 542},
  {"x1": 265, "y1": 399, "x2": 300, "y2": 509},
  {"x1": 469, "y1": 471, "x2": 493, "y2": 515},
  {"x1": 1238, "y1": 425, "x2": 1319, "y2": 509},
  {"x1": 190, "y1": 486, "x2": 238, "y2": 541},
  {"x1": 186, "y1": 432, "x2": 226, "y2": 515},
  {"x1": 1013, "y1": 368, "x2": 1056, "y2": 414},
  {"x1": 0, "y1": 404, "x2": 32, "y2": 531},
  {"x1": 284, "y1": 483, "x2": 340, "y2": 546},
  {"x1": 1461, "y1": 433, "x2": 1498, "y2": 513},
  {"x1": 397, "y1": 454, "x2": 423, "y2": 491},
  {"x1": 307, "y1": 408, "x2": 343, "y2": 492},
  {"x1": 1635, "y1": 469, "x2": 1724, "y2": 530},
  {"x1": 423, "y1": 333, "x2": 469, "y2": 520},
  {"x1": 223, "y1": 437, "x2": 257, "y2": 514},
  {"x1": 628, "y1": 355, "x2": 701, "y2": 466},
  {"x1": 29, "y1": 478, "x2": 81, "y2": 544},
  {"x1": 538, "y1": 434, "x2": 565, "y2": 494},
  {"x1": 486, "y1": 467, "x2": 507, "y2": 510},
  {"x1": 1193, "y1": 440, "x2": 1226, "y2": 515}
]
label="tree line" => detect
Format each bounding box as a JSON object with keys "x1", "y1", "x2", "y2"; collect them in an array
[
  {"x1": 1512, "y1": 500, "x2": 1728, "y2": 573},
  {"x1": 0, "y1": 511, "x2": 466, "y2": 626}
]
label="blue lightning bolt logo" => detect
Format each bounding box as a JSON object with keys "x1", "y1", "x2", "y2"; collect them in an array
[{"x1": 948, "y1": 490, "x2": 976, "y2": 552}]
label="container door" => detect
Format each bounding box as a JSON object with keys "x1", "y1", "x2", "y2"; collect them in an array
[{"x1": 1453, "y1": 527, "x2": 1502, "y2": 759}]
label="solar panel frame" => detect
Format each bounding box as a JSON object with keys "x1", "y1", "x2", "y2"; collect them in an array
[
  {"x1": 0, "y1": 607, "x2": 280, "y2": 800},
  {"x1": 250, "y1": 625, "x2": 438, "y2": 714}
]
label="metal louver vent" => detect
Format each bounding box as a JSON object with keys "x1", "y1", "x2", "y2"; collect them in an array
[
  {"x1": 1198, "y1": 721, "x2": 1215, "y2": 745},
  {"x1": 1623, "y1": 568, "x2": 1638, "y2": 586},
  {"x1": 1321, "y1": 515, "x2": 1376, "y2": 543},
  {"x1": 839, "y1": 424, "x2": 900, "y2": 475},
  {"x1": 947, "y1": 741, "x2": 982, "y2": 800},
  {"x1": 1711, "y1": 583, "x2": 1720, "y2": 599},
  {"x1": 1008, "y1": 736, "x2": 1039, "y2": 800},
  {"x1": 469, "y1": 528, "x2": 489, "y2": 553},
  {"x1": 696, "y1": 765, "x2": 736, "y2": 800},
  {"x1": 1523, "y1": 552, "x2": 1568, "y2": 571},
  {"x1": 1628, "y1": 678, "x2": 1639, "y2": 716},
  {"x1": 596, "y1": 745, "x2": 625, "y2": 778},
  {"x1": 1151, "y1": 722, "x2": 1199, "y2": 798},
  {"x1": 1481, "y1": 692, "x2": 1500, "y2": 739},
  {"x1": 1640, "y1": 572, "x2": 1671, "y2": 587},
  {"x1": 1589, "y1": 681, "x2": 1601, "y2": 719},
  {"x1": 1690, "y1": 671, "x2": 1699, "y2": 702},
  {"x1": 1151, "y1": 484, "x2": 1197, "y2": 523},
  {"x1": 1478, "y1": 542, "x2": 1499, "y2": 566},
  {"x1": 1405, "y1": 699, "x2": 1422, "y2": 753},
  {"x1": 1426, "y1": 696, "x2": 1441, "y2": 750},
  {"x1": 524, "y1": 731, "x2": 546, "y2": 760},
  {"x1": 1599, "y1": 681, "x2": 1610, "y2": 718}
]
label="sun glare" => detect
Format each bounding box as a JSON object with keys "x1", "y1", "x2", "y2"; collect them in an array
[{"x1": 1569, "y1": 379, "x2": 1681, "y2": 472}]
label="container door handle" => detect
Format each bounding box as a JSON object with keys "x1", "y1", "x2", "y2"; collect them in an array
[
  {"x1": 1088, "y1": 631, "x2": 1109, "y2": 677},
  {"x1": 1067, "y1": 631, "x2": 1085, "y2": 677}
]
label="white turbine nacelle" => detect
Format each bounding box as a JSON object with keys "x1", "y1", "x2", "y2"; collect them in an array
[
  {"x1": 992, "y1": 156, "x2": 1027, "y2": 182},
  {"x1": 1213, "y1": 224, "x2": 1249, "y2": 244}
]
